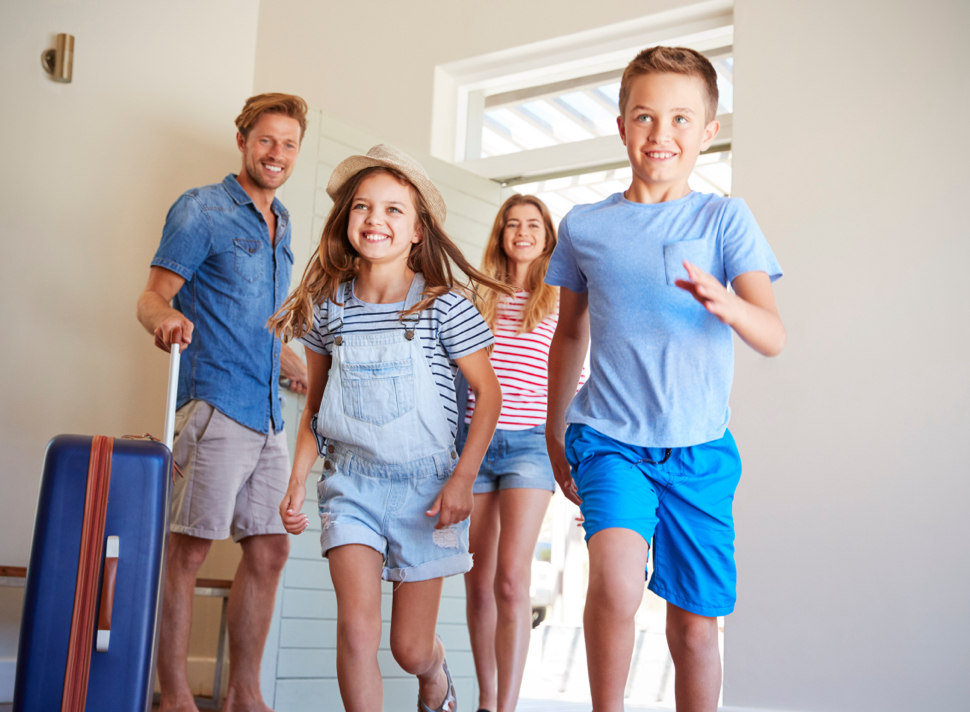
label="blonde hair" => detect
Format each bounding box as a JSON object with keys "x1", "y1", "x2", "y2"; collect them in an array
[
  {"x1": 269, "y1": 166, "x2": 513, "y2": 342},
  {"x1": 235, "y1": 93, "x2": 308, "y2": 141},
  {"x1": 619, "y1": 46, "x2": 719, "y2": 123},
  {"x1": 479, "y1": 194, "x2": 558, "y2": 335}
]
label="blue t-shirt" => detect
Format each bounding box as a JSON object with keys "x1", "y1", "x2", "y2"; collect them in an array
[
  {"x1": 545, "y1": 191, "x2": 782, "y2": 448},
  {"x1": 151, "y1": 175, "x2": 294, "y2": 434}
]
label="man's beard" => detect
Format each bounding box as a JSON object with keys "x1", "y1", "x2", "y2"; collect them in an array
[{"x1": 246, "y1": 161, "x2": 283, "y2": 190}]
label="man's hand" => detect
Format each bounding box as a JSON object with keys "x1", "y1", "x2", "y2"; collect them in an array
[
  {"x1": 426, "y1": 472, "x2": 474, "y2": 529},
  {"x1": 154, "y1": 314, "x2": 194, "y2": 352},
  {"x1": 547, "y1": 430, "x2": 582, "y2": 506},
  {"x1": 280, "y1": 344, "x2": 309, "y2": 395}
]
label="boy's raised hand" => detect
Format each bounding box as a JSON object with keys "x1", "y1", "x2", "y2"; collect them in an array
[
  {"x1": 677, "y1": 260, "x2": 787, "y2": 357},
  {"x1": 675, "y1": 260, "x2": 740, "y2": 326}
]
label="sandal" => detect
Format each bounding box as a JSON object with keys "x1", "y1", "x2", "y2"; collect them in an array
[{"x1": 418, "y1": 639, "x2": 456, "y2": 712}]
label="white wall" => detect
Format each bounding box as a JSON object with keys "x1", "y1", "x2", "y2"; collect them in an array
[
  {"x1": 725, "y1": 1, "x2": 970, "y2": 710},
  {"x1": 0, "y1": 0, "x2": 261, "y2": 698},
  {"x1": 252, "y1": 0, "x2": 700, "y2": 155}
]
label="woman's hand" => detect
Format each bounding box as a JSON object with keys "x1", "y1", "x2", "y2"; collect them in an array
[
  {"x1": 426, "y1": 472, "x2": 474, "y2": 528},
  {"x1": 279, "y1": 479, "x2": 309, "y2": 534}
]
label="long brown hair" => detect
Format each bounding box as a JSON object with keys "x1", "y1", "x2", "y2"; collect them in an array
[
  {"x1": 479, "y1": 194, "x2": 558, "y2": 334},
  {"x1": 269, "y1": 166, "x2": 513, "y2": 341}
]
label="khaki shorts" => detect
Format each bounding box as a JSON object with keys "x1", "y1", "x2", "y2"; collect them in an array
[{"x1": 171, "y1": 400, "x2": 289, "y2": 542}]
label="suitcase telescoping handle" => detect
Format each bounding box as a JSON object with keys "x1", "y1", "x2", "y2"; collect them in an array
[{"x1": 162, "y1": 335, "x2": 181, "y2": 452}]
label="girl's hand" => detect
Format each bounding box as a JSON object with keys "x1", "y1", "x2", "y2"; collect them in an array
[
  {"x1": 546, "y1": 431, "x2": 582, "y2": 506},
  {"x1": 279, "y1": 479, "x2": 310, "y2": 535},
  {"x1": 426, "y1": 475, "x2": 474, "y2": 529},
  {"x1": 675, "y1": 260, "x2": 741, "y2": 326}
]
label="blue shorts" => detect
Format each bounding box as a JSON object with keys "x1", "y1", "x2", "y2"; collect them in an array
[
  {"x1": 459, "y1": 424, "x2": 555, "y2": 494},
  {"x1": 565, "y1": 424, "x2": 742, "y2": 617},
  {"x1": 316, "y1": 442, "x2": 472, "y2": 582}
]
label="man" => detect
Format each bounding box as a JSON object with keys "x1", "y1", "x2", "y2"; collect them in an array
[{"x1": 137, "y1": 93, "x2": 308, "y2": 712}]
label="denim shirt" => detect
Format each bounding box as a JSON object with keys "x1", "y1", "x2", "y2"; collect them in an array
[{"x1": 151, "y1": 174, "x2": 294, "y2": 434}]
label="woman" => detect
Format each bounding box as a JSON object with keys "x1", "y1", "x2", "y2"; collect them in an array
[{"x1": 458, "y1": 194, "x2": 579, "y2": 712}]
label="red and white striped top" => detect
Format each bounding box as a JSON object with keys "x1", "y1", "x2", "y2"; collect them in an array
[{"x1": 466, "y1": 292, "x2": 586, "y2": 430}]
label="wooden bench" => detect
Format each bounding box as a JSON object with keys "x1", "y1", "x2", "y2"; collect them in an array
[{"x1": 1, "y1": 566, "x2": 231, "y2": 710}]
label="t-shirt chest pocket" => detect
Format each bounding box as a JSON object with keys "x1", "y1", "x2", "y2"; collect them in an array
[
  {"x1": 663, "y1": 238, "x2": 718, "y2": 286},
  {"x1": 340, "y1": 358, "x2": 415, "y2": 426},
  {"x1": 233, "y1": 238, "x2": 264, "y2": 283}
]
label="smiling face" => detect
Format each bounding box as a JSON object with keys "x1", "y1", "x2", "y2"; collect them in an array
[
  {"x1": 502, "y1": 203, "x2": 547, "y2": 269},
  {"x1": 617, "y1": 72, "x2": 719, "y2": 201},
  {"x1": 346, "y1": 170, "x2": 421, "y2": 268},
  {"x1": 236, "y1": 112, "x2": 302, "y2": 192}
]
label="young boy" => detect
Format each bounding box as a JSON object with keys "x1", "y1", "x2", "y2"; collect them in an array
[{"x1": 544, "y1": 47, "x2": 786, "y2": 712}]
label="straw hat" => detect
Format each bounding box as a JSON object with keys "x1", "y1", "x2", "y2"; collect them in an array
[{"x1": 326, "y1": 144, "x2": 447, "y2": 225}]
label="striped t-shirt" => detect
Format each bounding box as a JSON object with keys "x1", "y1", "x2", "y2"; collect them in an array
[
  {"x1": 299, "y1": 283, "x2": 494, "y2": 437},
  {"x1": 465, "y1": 291, "x2": 584, "y2": 430}
]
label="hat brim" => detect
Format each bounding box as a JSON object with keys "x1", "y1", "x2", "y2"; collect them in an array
[{"x1": 326, "y1": 152, "x2": 447, "y2": 226}]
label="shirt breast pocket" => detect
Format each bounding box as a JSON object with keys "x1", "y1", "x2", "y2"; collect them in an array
[
  {"x1": 663, "y1": 238, "x2": 714, "y2": 287},
  {"x1": 233, "y1": 239, "x2": 264, "y2": 283},
  {"x1": 340, "y1": 358, "x2": 415, "y2": 426}
]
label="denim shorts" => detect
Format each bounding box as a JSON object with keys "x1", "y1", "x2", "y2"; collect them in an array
[
  {"x1": 565, "y1": 423, "x2": 742, "y2": 617},
  {"x1": 459, "y1": 424, "x2": 555, "y2": 494},
  {"x1": 316, "y1": 442, "x2": 472, "y2": 582}
]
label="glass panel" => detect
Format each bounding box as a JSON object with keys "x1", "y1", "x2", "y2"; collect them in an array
[
  {"x1": 556, "y1": 92, "x2": 619, "y2": 135},
  {"x1": 522, "y1": 101, "x2": 595, "y2": 143},
  {"x1": 484, "y1": 109, "x2": 558, "y2": 151}
]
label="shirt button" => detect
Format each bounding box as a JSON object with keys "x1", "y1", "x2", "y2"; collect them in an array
[{"x1": 327, "y1": 445, "x2": 335, "y2": 454}]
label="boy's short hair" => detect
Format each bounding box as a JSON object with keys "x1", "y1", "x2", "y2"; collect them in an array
[
  {"x1": 235, "y1": 93, "x2": 308, "y2": 141},
  {"x1": 619, "y1": 46, "x2": 719, "y2": 123}
]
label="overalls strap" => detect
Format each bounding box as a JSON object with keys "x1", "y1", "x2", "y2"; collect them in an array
[
  {"x1": 326, "y1": 282, "x2": 346, "y2": 337},
  {"x1": 401, "y1": 273, "x2": 426, "y2": 339}
]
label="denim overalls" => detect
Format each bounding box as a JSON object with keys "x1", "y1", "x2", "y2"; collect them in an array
[{"x1": 312, "y1": 275, "x2": 472, "y2": 582}]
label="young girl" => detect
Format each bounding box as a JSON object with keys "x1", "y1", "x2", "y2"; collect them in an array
[
  {"x1": 269, "y1": 145, "x2": 510, "y2": 712},
  {"x1": 457, "y1": 195, "x2": 583, "y2": 712}
]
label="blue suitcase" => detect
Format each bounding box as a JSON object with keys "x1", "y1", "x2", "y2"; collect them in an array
[{"x1": 14, "y1": 348, "x2": 180, "y2": 712}]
